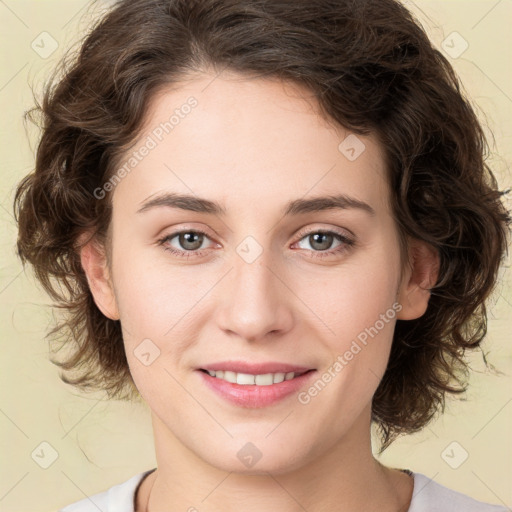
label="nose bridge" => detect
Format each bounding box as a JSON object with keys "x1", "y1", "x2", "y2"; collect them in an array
[
  {"x1": 234, "y1": 245, "x2": 276, "y2": 299},
  {"x1": 216, "y1": 236, "x2": 293, "y2": 341}
]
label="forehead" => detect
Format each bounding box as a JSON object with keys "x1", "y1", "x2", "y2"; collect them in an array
[{"x1": 112, "y1": 71, "x2": 390, "y2": 216}]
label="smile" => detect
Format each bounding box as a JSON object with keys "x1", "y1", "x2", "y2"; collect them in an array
[
  {"x1": 199, "y1": 369, "x2": 310, "y2": 385},
  {"x1": 196, "y1": 368, "x2": 317, "y2": 408}
]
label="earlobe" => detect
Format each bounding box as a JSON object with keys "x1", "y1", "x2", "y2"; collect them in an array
[
  {"x1": 79, "y1": 236, "x2": 120, "y2": 320},
  {"x1": 396, "y1": 239, "x2": 440, "y2": 320}
]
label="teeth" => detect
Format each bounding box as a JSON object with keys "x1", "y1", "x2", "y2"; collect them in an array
[{"x1": 204, "y1": 370, "x2": 301, "y2": 385}]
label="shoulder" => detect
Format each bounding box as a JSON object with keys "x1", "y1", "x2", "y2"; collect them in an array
[
  {"x1": 408, "y1": 472, "x2": 509, "y2": 512},
  {"x1": 58, "y1": 469, "x2": 155, "y2": 512}
]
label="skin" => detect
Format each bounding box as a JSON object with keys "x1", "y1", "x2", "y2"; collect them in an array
[{"x1": 81, "y1": 70, "x2": 438, "y2": 512}]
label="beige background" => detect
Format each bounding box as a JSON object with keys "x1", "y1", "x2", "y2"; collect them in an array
[{"x1": 1, "y1": 1, "x2": 511, "y2": 511}]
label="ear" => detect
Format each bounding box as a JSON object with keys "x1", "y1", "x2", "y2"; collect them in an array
[
  {"x1": 396, "y1": 239, "x2": 439, "y2": 320},
  {"x1": 79, "y1": 234, "x2": 120, "y2": 320}
]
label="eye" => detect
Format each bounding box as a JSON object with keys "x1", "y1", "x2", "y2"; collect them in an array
[
  {"x1": 293, "y1": 228, "x2": 355, "y2": 258},
  {"x1": 157, "y1": 227, "x2": 355, "y2": 260},
  {"x1": 157, "y1": 229, "x2": 216, "y2": 258}
]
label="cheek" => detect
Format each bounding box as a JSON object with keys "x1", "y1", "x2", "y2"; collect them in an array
[
  {"x1": 112, "y1": 267, "x2": 172, "y2": 337},
  {"x1": 295, "y1": 251, "x2": 401, "y2": 343},
  {"x1": 109, "y1": 216, "x2": 198, "y2": 329},
  {"x1": 111, "y1": 251, "x2": 204, "y2": 407},
  {"x1": 109, "y1": 242, "x2": 221, "y2": 374},
  {"x1": 293, "y1": 246, "x2": 402, "y2": 407}
]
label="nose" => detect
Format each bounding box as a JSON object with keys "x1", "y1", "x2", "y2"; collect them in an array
[{"x1": 215, "y1": 248, "x2": 294, "y2": 343}]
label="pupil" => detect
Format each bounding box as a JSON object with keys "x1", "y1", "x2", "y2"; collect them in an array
[
  {"x1": 311, "y1": 233, "x2": 332, "y2": 250},
  {"x1": 181, "y1": 232, "x2": 202, "y2": 250}
]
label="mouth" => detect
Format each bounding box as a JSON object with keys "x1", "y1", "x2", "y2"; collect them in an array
[
  {"x1": 198, "y1": 368, "x2": 315, "y2": 386},
  {"x1": 195, "y1": 364, "x2": 317, "y2": 408}
]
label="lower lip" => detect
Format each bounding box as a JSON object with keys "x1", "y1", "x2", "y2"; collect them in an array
[{"x1": 196, "y1": 370, "x2": 317, "y2": 408}]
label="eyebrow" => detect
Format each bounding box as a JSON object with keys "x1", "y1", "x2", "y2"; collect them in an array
[{"x1": 137, "y1": 192, "x2": 375, "y2": 217}]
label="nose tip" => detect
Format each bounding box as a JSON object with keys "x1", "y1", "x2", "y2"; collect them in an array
[{"x1": 215, "y1": 257, "x2": 294, "y2": 343}]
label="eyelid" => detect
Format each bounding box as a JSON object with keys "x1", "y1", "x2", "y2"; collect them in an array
[
  {"x1": 294, "y1": 224, "x2": 355, "y2": 243},
  {"x1": 157, "y1": 224, "x2": 354, "y2": 246},
  {"x1": 156, "y1": 223, "x2": 219, "y2": 243}
]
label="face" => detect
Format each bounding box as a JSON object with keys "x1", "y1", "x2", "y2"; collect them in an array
[{"x1": 90, "y1": 71, "x2": 422, "y2": 474}]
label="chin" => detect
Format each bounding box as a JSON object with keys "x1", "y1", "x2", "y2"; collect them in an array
[{"x1": 195, "y1": 437, "x2": 310, "y2": 476}]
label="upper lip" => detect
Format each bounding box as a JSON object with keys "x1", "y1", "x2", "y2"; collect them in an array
[{"x1": 198, "y1": 361, "x2": 315, "y2": 375}]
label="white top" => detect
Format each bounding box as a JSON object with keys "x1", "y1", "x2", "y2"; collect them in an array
[{"x1": 59, "y1": 469, "x2": 509, "y2": 512}]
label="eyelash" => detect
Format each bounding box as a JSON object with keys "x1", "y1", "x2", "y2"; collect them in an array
[{"x1": 157, "y1": 227, "x2": 355, "y2": 260}]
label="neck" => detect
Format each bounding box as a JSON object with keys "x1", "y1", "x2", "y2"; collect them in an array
[{"x1": 138, "y1": 407, "x2": 413, "y2": 512}]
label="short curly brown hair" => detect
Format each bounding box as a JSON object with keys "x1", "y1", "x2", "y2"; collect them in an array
[{"x1": 14, "y1": 0, "x2": 510, "y2": 451}]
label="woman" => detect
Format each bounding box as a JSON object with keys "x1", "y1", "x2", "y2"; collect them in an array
[{"x1": 14, "y1": 0, "x2": 510, "y2": 510}]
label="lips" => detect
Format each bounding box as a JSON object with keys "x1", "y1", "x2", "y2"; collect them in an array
[
  {"x1": 198, "y1": 361, "x2": 313, "y2": 374},
  {"x1": 194, "y1": 365, "x2": 318, "y2": 408}
]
